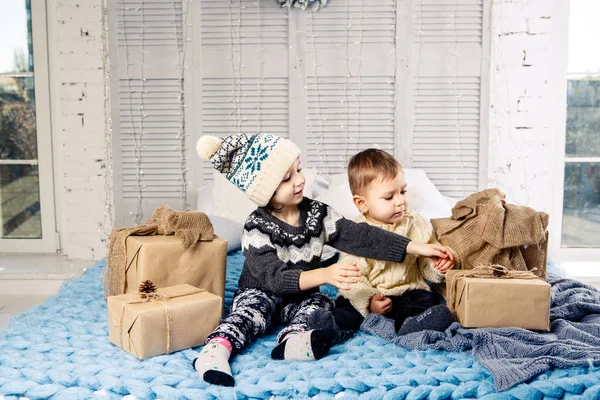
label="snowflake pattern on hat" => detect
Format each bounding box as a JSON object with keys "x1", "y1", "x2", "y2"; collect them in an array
[
  {"x1": 199, "y1": 132, "x2": 299, "y2": 206},
  {"x1": 210, "y1": 133, "x2": 280, "y2": 193}
]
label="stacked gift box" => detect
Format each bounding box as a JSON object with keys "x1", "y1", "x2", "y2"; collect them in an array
[
  {"x1": 105, "y1": 205, "x2": 228, "y2": 359},
  {"x1": 430, "y1": 189, "x2": 551, "y2": 331}
]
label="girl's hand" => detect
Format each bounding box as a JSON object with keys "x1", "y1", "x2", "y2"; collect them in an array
[
  {"x1": 324, "y1": 262, "x2": 361, "y2": 290},
  {"x1": 408, "y1": 242, "x2": 452, "y2": 260},
  {"x1": 369, "y1": 294, "x2": 392, "y2": 315}
]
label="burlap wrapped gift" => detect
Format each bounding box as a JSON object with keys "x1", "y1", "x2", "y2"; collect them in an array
[
  {"x1": 431, "y1": 189, "x2": 549, "y2": 280},
  {"x1": 108, "y1": 284, "x2": 222, "y2": 359},
  {"x1": 445, "y1": 266, "x2": 550, "y2": 331},
  {"x1": 124, "y1": 235, "x2": 227, "y2": 299}
]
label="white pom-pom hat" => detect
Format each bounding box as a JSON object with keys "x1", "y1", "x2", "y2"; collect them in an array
[{"x1": 196, "y1": 133, "x2": 300, "y2": 207}]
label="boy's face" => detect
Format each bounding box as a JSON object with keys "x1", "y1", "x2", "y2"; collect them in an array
[
  {"x1": 271, "y1": 158, "x2": 305, "y2": 207},
  {"x1": 353, "y1": 170, "x2": 408, "y2": 225}
]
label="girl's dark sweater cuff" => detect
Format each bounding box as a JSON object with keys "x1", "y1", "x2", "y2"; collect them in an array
[
  {"x1": 386, "y1": 236, "x2": 410, "y2": 263},
  {"x1": 280, "y1": 269, "x2": 303, "y2": 293}
]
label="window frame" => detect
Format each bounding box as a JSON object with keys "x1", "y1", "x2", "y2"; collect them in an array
[
  {"x1": 0, "y1": 0, "x2": 58, "y2": 253},
  {"x1": 549, "y1": 0, "x2": 600, "y2": 262}
]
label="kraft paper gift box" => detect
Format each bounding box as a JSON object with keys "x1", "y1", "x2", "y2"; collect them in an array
[
  {"x1": 430, "y1": 217, "x2": 549, "y2": 299},
  {"x1": 445, "y1": 270, "x2": 551, "y2": 331},
  {"x1": 124, "y1": 235, "x2": 227, "y2": 299},
  {"x1": 108, "y1": 284, "x2": 222, "y2": 359}
]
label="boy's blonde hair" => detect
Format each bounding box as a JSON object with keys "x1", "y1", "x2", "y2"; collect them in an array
[{"x1": 348, "y1": 149, "x2": 402, "y2": 196}]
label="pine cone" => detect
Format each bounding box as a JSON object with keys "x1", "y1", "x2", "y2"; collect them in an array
[{"x1": 138, "y1": 280, "x2": 157, "y2": 294}]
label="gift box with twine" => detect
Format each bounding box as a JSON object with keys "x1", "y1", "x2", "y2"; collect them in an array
[
  {"x1": 105, "y1": 205, "x2": 226, "y2": 298},
  {"x1": 123, "y1": 235, "x2": 227, "y2": 298},
  {"x1": 108, "y1": 283, "x2": 222, "y2": 359},
  {"x1": 445, "y1": 266, "x2": 550, "y2": 331}
]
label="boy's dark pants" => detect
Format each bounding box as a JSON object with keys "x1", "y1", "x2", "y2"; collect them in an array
[{"x1": 333, "y1": 289, "x2": 440, "y2": 332}]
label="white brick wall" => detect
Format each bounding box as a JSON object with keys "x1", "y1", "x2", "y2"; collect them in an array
[
  {"x1": 52, "y1": 0, "x2": 108, "y2": 260},
  {"x1": 487, "y1": 0, "x2": 558, "y2": 213},
  {"x1": 49, "y1": 0, "x2": 563, "y2": 260}
]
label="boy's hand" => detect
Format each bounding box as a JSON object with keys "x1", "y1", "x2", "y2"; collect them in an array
[
  {"x1": 369, "y1": 294, "x2": 392, "y2": 315},
  {"x1": 407, "y1": 242, "x2": 451, "y2": 259},
  {"x1": 324, "y1": 262, "x2": 361, "y2": 290},
  {"x1": 433, "y1": 246, "x2": 455, "y2": 273},
  {"x1": 434, "y1": 257, "x2": 455, "y2": 273}
]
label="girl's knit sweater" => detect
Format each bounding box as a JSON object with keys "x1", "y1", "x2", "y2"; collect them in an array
[
  {"x1": 339, "y1": 211, "x2": 446, "y2": 317},
  {"x1": 239, "y1": 197, "x2": 411, "y2": 297}
]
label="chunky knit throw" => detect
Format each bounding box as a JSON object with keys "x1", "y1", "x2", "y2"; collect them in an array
[
  {"x1": 4, "y1": 254, "x2": 600, "y2": 398},
  {"x1": 362, "y1": 273, "x2": 600, "y2": 391}
]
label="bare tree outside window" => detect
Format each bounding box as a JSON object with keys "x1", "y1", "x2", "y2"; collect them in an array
[
  {"x1": 0, "y1": 0, "x2": 42, "y2": 239},
  {"x1": 0, "y1": 50, "x2": 38, "y2": 161}
]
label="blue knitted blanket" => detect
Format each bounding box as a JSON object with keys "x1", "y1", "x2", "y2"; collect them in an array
[
  {"x1": 2, "y1": 252, "x2": 600, "y2": 399},
  {"x1": 362, "y1": 274, "x2": 600, "y2": 391}
]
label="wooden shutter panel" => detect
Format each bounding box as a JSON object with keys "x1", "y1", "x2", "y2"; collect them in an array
[
  {"x1": 112, "y1": 0, "x2": 188, "y2": 225},
  {"x1": 304, "y1": 0, "x2": 398, "y2": 175},
  {"x1": 410, "y1": 0, "x2": 489, "y2": 198},
  {"x1": 111, "y1": 0, "x2": 490, "y2": 225},
  {"x1": 197, "y1": 0, "x2": 290, "y2": 182}
]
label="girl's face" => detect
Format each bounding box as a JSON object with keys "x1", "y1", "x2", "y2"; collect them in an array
[{"x1": 270, "y1": 158, "x2": 305, "y2": 208}]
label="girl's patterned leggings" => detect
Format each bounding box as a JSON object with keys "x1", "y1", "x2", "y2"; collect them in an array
[{"x1": 205, "y1": 287, "x2": 334, "y2": 354}]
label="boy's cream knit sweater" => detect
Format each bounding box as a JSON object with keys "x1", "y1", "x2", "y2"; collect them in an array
[{"x1": 339, "y1": 211, "x2": 446, "y2": 317}]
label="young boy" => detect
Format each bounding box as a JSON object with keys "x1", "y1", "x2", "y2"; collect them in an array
[{"x1": 332, "y1": 148, "x2": 458, "y2": 335}]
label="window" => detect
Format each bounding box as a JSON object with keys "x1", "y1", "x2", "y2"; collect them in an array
[
  {"x1": 562, "y1": 0, "x2": 600, "y2": 249},
  {"x1": 0, "y1": 0, "x2": 57, "y2": 252}
]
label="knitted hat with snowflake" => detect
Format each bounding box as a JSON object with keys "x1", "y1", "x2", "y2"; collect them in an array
[{"x1": 197, "y1": 133, "x2": 301, "y2": 207}]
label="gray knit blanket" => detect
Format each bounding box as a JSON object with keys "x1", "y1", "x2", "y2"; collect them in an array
[{"x1": 361, "y1": 274, "x2": 600, "y2": 391}]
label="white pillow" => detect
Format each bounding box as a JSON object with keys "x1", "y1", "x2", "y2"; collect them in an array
[
  {"x1": 197, "y1": 184, "x2": 214, "y2": 214},
  {"x1": 314, "y1": 168, "x2": 452, "y2": 221},
  {"x1": 208, "y1": 215, "x2": 243, "y2": 252},
  {"x1": 403, "y1": 169, "x2": 452, "y2": 220},
  {"x1": 195, "y1": 189, "x2": 242, "y2": 252},
  {"x1": 212, "y1": 171, "x2": 259, "y2": 225},
  {"x1": 314, "y1": 173, "x2": 360, "y2": 220},
  {"x1": 311, "y1": 172, "x2": 330, "y2": 198},
  {"x1": 443, "y1": 195, "x2": 459, "y2": 209}
]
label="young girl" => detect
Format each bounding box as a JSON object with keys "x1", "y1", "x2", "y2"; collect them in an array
[{"x1": 194, "y1": 133, "x2": 451, "y2": 387}]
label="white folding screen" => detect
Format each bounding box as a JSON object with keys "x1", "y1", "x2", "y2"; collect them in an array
[
  {"x1": 110, "y1": 0, "x2": 490, "y2": 225},
  {"x1": 303, "y1": 0, "x2": 398, "y2": 175},
  {"x1": 194, "y1": 0, "x2": 291, "y2": 184},
  {"x1": 110, "y1": 0, "x2": 192, "y2": 225},
  {"x1": 408, "y1": 0, "x2": 489, "y2": 198}
]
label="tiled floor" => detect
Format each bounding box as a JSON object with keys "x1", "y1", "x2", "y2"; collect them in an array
[
  {"x1": 0, "y1": 254, "x2": 92, "y2": 330},
  {"x1": 0, "y1": 295, "x2": 51, "y2": 330}
]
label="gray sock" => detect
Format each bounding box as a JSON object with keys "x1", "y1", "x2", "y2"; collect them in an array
[
  {"x1": 360, "y1": 313, "x2": 397, "y2": 341},
  {"x1": 397, "y1": 305, "x2": 456, "y2": 336},
  {"x1": 307, "y1": 308, "x2": 340, "y2": 342}
]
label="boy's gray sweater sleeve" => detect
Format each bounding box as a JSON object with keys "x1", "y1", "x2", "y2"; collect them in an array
[
  {"x1": 241, "y1": 229, "x2": 302, "y2": 294},
  {"x1": 323, "y1": 205, "x2": 410, "y2": 263}
]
